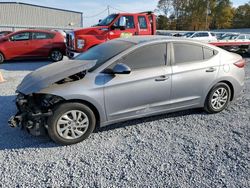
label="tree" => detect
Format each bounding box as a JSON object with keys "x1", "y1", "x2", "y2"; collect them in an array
[
  {"x1": 233, "y1": 2, "x2": 250, "y2": 28},
  {"x1": 157, "y1": 15, "x2": 169, "y2": 30},
  {"x1": 211, "y1": 0, "x2": 234, "y2": 29},
  {"x1": 156, "y1": 0, "x2": 235, "y2": 30}
]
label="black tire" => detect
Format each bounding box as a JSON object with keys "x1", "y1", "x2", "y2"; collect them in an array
[
  {"x1": 0, "y1": 52, "x2": 4, "y2": 64},
  {"x1": 204, "y1": 83, "x2": 231, "y2": 113},
  {"x1": 48, "y1": 102, "x2": 96, "y2": 145},
  {"x1": 50, "y1": 49, "x2": 63, "y2": 62}
]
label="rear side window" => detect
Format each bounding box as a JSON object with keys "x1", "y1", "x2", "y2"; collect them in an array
[
  {"x1": 203, "y1": 47, "x2": 214, "y2": 59},
  {"x1": 174, "y1": 43, "x2": 217, "y2": 64},
  {"x1": 138, "y1": 16, "x2": 147, "y2": 29},
  {"x1": 173, "y1": 43, "x2": 203, "y2": 64},
  {"x1": 32, "y1": 32, "x2": 54, "y2": 40},
  {"x1": 238, "y1": 35, "x2": 246, "y2": 39},
  {"x1": 194, "y1": 32, "x2": 209, "y2": 37},
  {"x1": 122, "y1": 43, "x2": 166, "y2": 70}
]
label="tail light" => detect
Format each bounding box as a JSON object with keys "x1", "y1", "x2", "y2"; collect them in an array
[{"x1": 234, "y1": 59, "x2": 245, "y2": 68}]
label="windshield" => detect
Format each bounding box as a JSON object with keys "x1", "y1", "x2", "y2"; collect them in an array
[
  {"x1": 184, "y1": 32, "x2": 195, "y2": 37},
  {"x1": 74, "y1": 40, "x2": 135, "y2": 71},
  {"x1": 97, "y1": 14, "x2": 118, "y2": 26}
]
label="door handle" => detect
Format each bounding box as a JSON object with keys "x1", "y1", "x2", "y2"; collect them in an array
[
  {"x1": 155, "y1": 75, "x2": 169, "y2": 81},
  {"x1": 206, "y1": 67, "x2": 217, "y2": 72}
]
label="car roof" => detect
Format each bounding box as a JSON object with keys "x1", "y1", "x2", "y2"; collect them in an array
[
  {"x1": 116, "y1": 35, "x2": 209, "y2": 45},
  {"x1": 11, "y1": 29, "x2": 56, "y2": 34}
]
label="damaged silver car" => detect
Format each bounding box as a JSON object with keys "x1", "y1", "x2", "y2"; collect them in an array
[{"x1": 9, "y1": 36, "x2": 245, "y2": 145}]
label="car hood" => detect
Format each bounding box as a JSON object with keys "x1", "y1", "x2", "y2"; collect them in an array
[
  {"x1": 74, "y1": 26, "x2": 109, "y2": 36},
  {"x1": 17, "y1": 60, "x2": 96, "y2": 95}
]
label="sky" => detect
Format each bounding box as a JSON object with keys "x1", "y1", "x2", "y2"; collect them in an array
[{"x1": 2, "y1": 0, "x2": 249, "y2": 27}]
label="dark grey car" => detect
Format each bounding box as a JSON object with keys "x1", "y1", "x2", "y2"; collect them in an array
[{"x1": 9, "y1": 36, "x2": 245, "y2": 145}]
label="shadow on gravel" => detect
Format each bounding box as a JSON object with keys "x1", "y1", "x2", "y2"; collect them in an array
[
  {"x1": 0, "y1": 95, "x2": 57, "y2": 151},
  {"x1": 97, "y1": 108, "x2": 206, "y2": 133},
  {"x1": 0, "y1": 59, "x2": 51, "y2": 71}
]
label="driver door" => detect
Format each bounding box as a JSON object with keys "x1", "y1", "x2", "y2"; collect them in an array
[
  {"x1": 5, "y1": 32, "x2": 32, "y2": 59},
  {"x1": 104, "y1": 43, "x2": 172, "y2": 121},
  {"x1": 109, "y1": 15, "x2": 136, "y2": 40}
]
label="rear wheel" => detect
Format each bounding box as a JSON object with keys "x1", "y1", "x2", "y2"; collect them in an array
[
  {"x1": 48, "y1": 102, "x2": 96, "y2": 145},
  {"x1": 204, "y1": 83, "x2": 231, "y2": 113},
  {"x1": 50, "y1": 50, "x2": 63, "y2": 62},
  {"x1": 0, "y1": 53, "x2": 4, "y2": 64}
]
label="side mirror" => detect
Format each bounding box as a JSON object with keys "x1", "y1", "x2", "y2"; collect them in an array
[
  {"x1": 98, "y1": 19, "x2": 102, "y2": 23},
  {"x1": 2, "y1": 37, "x2": 9, "y2": 42},
  {"x1": 112, "y1": 63, "x2": 131, "y2": 74}
]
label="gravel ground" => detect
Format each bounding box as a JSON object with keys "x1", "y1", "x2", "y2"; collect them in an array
[{"x1": 0, "y1": 58, "x2": 249, "y2": 187}]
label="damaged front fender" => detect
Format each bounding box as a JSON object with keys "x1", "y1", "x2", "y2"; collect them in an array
[{"x1": 17, "y1": 60, "x2": 96, "y2": 95}]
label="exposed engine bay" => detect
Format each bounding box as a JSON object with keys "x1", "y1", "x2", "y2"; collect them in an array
[{"x1": 8, "y1": 93, "x2": 64, "y2": 136}]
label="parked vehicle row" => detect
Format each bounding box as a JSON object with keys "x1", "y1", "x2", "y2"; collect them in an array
[
  {"x1": 0, "y1": 30, "x2": 66, "y2": 63},
  {"x1": 9, "y1": 36, "x2": 245, "y2": 145}
]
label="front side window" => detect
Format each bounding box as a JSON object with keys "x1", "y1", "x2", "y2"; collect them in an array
[
  {"x1": 10, "y1": 32, "x2": 30, "y2": 41},
  {"x1": 114, "y1": 16, "x2": 135, "y2": 29},
  {"x1": 121, "y1": 43, "x2": 166, "y2": 70},
  {"x1": 138, "y1": 16, "x2": 147, "y2": 29}
]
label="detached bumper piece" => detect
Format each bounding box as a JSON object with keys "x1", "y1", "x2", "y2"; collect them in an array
[{"x1": 8, "y1": 93, "x2": 61, "y2": 136}]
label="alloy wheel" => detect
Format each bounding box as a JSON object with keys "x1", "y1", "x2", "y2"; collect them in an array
[
  {"x1": 56, "y1": 110, "x2": 89, "y2": 140},
  {"x1": 211, "y1": 87, "x2": 229, "y2": 110}
]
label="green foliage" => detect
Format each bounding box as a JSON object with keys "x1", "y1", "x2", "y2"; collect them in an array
[
  {"x1": 156, "y1": 0, "x2": 248, "y2": 30},
  {"x1": 157, "y1": 15, "x2": 169, "y2": 30},
  {"x1": 233, "y1": 2, "x2": 250, "y2": 28}
]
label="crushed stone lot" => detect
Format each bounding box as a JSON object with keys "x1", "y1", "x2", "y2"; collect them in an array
[{"x1": 0, "y1": 58, "x2": 249, "y2": 187}]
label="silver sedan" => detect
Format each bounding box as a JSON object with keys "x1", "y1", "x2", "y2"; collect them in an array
[{"x1": 9, "y1": 36, "x2": 245, "y2": 145}]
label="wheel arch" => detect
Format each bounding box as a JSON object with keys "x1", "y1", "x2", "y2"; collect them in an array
[
  {"x1": 65, "y1": 99, "x2": 101, "y2": 128},
  {"x1": 217, "y1": 80, "x2": 234, "y2": 101}
]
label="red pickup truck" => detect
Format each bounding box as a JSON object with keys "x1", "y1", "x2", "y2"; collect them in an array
[{"x1": 66, "y1": 12, "x2": 156, "y2": 57}]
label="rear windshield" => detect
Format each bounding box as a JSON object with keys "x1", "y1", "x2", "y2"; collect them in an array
[{"x1": 75, "y1": 40, "x2": 135, "y2": 71}]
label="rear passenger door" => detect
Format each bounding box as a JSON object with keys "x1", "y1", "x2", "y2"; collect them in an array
[
  {"x1": 104, "y1": 43, "x2": 172, "y2": 121},
  {"x1": 31, "y1": 32, "x2": 54, "y2": 57},
  {"x1": 170, "y1": 42, "x2": 220, "y2": 108}
]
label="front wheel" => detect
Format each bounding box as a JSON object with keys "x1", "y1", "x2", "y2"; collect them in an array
[
  {"x1": 0, "y1": 53, "x2": 4, "y2": 64},
  {"x1": 204, "y1": 83, "x2": 231, "y2": 113},
  {"x1": 50, "y1": 50, "x2": 63, "y2": 62},
  {"x1": 48, "y1": 102, "x2": 96, "y2": 145}
]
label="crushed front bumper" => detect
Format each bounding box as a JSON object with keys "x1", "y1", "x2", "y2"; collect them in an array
[{"x1": 8, "y1": 93, "x2": 55, "y2": 136}]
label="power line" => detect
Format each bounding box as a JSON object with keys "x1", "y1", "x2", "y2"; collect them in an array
[
  {"x1": 83, "y1": 8, "x2": 108, "y2": 18},
  {"x1": 108, "y1": 5, "x2": 128, "y2": 13}
]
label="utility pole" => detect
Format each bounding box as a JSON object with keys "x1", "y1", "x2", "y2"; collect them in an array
[
  {"x1": 205, "y1": 1, "x2": 210, "y2": 30},
  {"x1": 107, "y1": 5, "x2": 110, "y2": 15}
]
